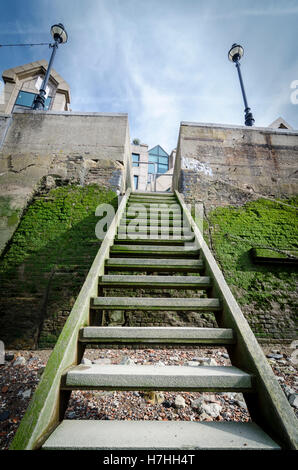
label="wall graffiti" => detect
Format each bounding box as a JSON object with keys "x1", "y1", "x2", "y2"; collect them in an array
[{"x1": 182, "y1": 157, "x2": 213, "y2": 176}]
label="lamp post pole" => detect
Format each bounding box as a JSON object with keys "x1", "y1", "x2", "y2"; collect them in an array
[
  {"x1": 33, "y1": 23, "x2": 68, "y2": 110},
  {"x1": 228, "y1": 43, "x2": 255, "y2": 126},
  {"x1": 33, "y1": 41, "x2": 58, "y2": 110}
]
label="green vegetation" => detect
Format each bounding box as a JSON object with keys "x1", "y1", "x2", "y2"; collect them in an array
[
  {"x1": 0, "y1": 185, "x2": 117, "y2": 348},
  {"x1": 205, "y1": 197, "x2": 298, "y2": 338}
]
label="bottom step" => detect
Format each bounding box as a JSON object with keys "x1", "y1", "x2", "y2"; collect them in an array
[{"x1": 43, "y1": 420, "x2": 280, "y2": 450}]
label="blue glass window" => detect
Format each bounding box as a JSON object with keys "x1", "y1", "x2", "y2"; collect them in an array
[
  {"x1": 134, "y1": 175, "x2": 139, "y2": 190},
  {"x1": 15, "y1": 90, "x2": 52, "y2": 110},
  {"x1": 148, "y1": 145, "x2": 169, "y2": 175},
  {"x1": 132, "y1": 153, "x2": 140, "y2": 167}
]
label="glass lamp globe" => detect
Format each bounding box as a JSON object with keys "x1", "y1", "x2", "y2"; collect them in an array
[
  {"x1": 228, "y1": 43, "x2": 244, "y2": 62},
  {"x1": 51, "y1": 23, "x2": 68, "y2": 44}
]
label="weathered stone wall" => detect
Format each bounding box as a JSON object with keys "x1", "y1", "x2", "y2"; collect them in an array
[
  {"x1": 173, "y1": 122, "x2": 298, "y2": 211},
  {"x1": 0, "y1": 184, "x2": 118, "y2": 349},
  {"x1": 172, "y1": 123, "x2": 298, "y2": 341},
  {"x1": 0, "y1": 110, "x2": 132, "y2": 255}
]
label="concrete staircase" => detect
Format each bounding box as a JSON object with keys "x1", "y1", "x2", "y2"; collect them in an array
[{"x1": 11, "y1": 191, "x2": 297, "y2": 450}]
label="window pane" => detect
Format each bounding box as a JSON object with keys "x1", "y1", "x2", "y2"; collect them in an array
[
  {"x1": 158, "y1": 164, "x2": 168, "y2": 174},
  {"x1": 159, "y1": 156, "x2": 168, "y2": 164},
  {"x1": 148, "y1": 163, "x2": 156, "y2": 174},
  {"x1": 149, "y1": 155, "x2": 158, "y2": 163},
  {"x1": 134, "y1": 175, "x2": 139, "y2": 190},
  {"x1": 15, "y1": 91, "x2": 36, "y2": 108},
  {"x1": 158, "y1": 147, "x2": 168, "y2": 156},
  {"x1": 132, "y1": 153, "x2": 140, "y2": 167},
  {"x1": 44, "y1": 96, "x2": 52, "y2": 110}
]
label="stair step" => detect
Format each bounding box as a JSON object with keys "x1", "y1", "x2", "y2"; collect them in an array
[
  {"x1": 110, "y1": 245, "x2": 200, "y2": 257},
  {"x1": 118, "y1": 226, "x2": 192, "y2": 234},
  {"x1": 91, "y1": 297, "x2": 221, "y2": 311},
  {"x1": 62, "y1": 364, "x2": 252, "y2": 392},
  {"x1": 127, "y1": 203, "x2": 179, "y2": 209},
  {"x1": 79, "y1": 326, "x2": 235, "y2": 344},
  {"x1": 129, "y1": 194, "x2": 176, "y2": 199},
  {"x1": 128, "y1": 199, "x2": 178, "y2": 205},
  {"x1": 131, "y1": 191, "x2": 175, "y2": 196},
  {"x1": 115, "y1": 236, "x2": 193, "y2": 244},
  {"x1": 42, "y1": 420, "x2": 280, "y2": 450},
  {"x1": 120, "y1": 219, "x2": 182, "y2": 227},
  {"x1": 105, "y1": 258, "x2": 204, "y2": 272},
  {"x1": 99, "y1": 274, "x2": 211, "y2": 289},
  {"x1": 127, "y1": 207, "x2": 181, "y2": 213},
  {"x1": 124, "y1": 214, "x2": 177, "y2": 220}
]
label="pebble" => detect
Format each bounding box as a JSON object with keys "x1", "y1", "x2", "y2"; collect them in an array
[
  {"x1": 288, "y1": 394, "x2": 298, "y2": 408},
  {"x1": 163, "y1": 401, "x2": 172, "y2": 408},
  {"x1": 13, "y1": 356, "x2": 26, "y2": 366},
  {"x1": 199, "y1": 403, "x2": 222, "y2": 418},
  {"x1": 200, "y1": 393, "x2": 219, "y2": 404},
  {"x1": 266, "y1": 354, "x2": 283, "y2": 360},
  {"x1": 221, "y1": 353, "x2": 229, "y2": 359},
  {"x1": 119, "y1": 356, "x2": 135, "y2": 366},
  {"x1": 199, "y1": 412, "x2": 213, "y2": 421},
  {"x1": 175, "y1": 395, "x2": 186, "y2": 409},
  {"x1": 191, "y1": 398, "x2": 204, "y2": 410},
  {"x1": 22, "y1": 389, "x2": 31, "y2": 399}
]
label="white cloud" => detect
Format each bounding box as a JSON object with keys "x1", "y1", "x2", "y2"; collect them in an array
[{"x1": 1, "y1": 0, "x2": 296, "y2": 149}]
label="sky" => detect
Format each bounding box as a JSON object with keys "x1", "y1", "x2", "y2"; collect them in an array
[{"x1": 0, "y1": 0, "x2": 297, "y2": 152}]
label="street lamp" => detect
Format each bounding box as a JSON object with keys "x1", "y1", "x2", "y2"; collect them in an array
[
  {"x1": 33, "y1": 23, "x2": 68, "y2": 110},
  {"x1": 228, "y1": 43, "x2": 255, "y2": 126}
]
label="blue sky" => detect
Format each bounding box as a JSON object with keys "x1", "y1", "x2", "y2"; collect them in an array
[{"x1": 0, "y1": 0, "x2": 297, "y2": 152}]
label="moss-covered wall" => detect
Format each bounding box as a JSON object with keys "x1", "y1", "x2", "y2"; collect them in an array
[
  {"x1": 1, "y1": 187, "x2": 297, "y2": 348},
  {"x1": 0, "y1": 184, "x2": 117, "y2": 349},
  {"x1": 205, "y1": 197, "x2": 298, "y2": 339}
]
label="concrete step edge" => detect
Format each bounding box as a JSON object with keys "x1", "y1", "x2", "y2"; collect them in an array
[{"x1": 42, "y1": 420, "x2": 280, "y2": 450}]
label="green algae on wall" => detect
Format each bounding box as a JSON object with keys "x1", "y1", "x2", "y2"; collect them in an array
[
  {"x1": 0, "y1": 196, "x2": 21, "y2": 253},
  {"x1": 205, "y1": 197, "x2": 298, "y2": 339},
  {"x1": 0, "y1": 184, "x2": 118, "y2": 349}
]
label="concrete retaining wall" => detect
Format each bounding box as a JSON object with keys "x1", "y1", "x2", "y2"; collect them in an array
[
  {"x1": 0, "y1": 110, "x2": 132, "y2": 254},
  {"x1": 173, "y1": 122, "x2": 298, "y2": 209}
]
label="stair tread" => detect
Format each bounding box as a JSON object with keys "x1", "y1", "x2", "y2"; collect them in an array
[
  {"x1": 62, "y1": 364, "x2": 252, "y2": 391},
  {"x1": 115, "y1": 236, "x2": 193, "y2": 243},
  {"x1": 119, "y1": 227, "x2": 192, "y2": 233},
  {"x1": 111, "y1": 245, "x2": 199, "y2": 252},
  {"x1": 106, "y1": 258, "x2": 203, "y2": 266},
  {"x1": 91, "y1": 297, "x2": 220, "y2": 310},
  {"x1": 99, "y1": 274, "x2": 211, "y2": 287},
  {"x1": 42, "y1": 420, "x2": 280, "y2": 450},
  {"x1": 79, "y1": 326, "x2": 235, "y2": 344},
  {"x1": 105, "y1": 258, "x2": 204, "y2": 271},
  {"x1": 131, "y1": 191, "x2": 175, "y2": 196}
]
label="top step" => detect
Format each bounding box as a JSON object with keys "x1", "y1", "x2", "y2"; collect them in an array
[{"x1": 131, "y1": 192, "x2": 175, "y2": 197}]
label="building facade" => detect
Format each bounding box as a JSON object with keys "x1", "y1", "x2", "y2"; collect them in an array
[
  {"x1": 131, "y1": 142, "x2": 175, "y2": 191},
  {"x1": 0, "y1": 60, "x2": 71, "y2": 114}
]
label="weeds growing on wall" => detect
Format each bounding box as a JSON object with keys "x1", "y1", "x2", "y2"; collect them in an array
[
  {"x1": 205, "y1": 197, "x2": 298, "y2": 338},
  {"x1": 0, "y1": 185, "x2": 118, "y2": 348}
]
